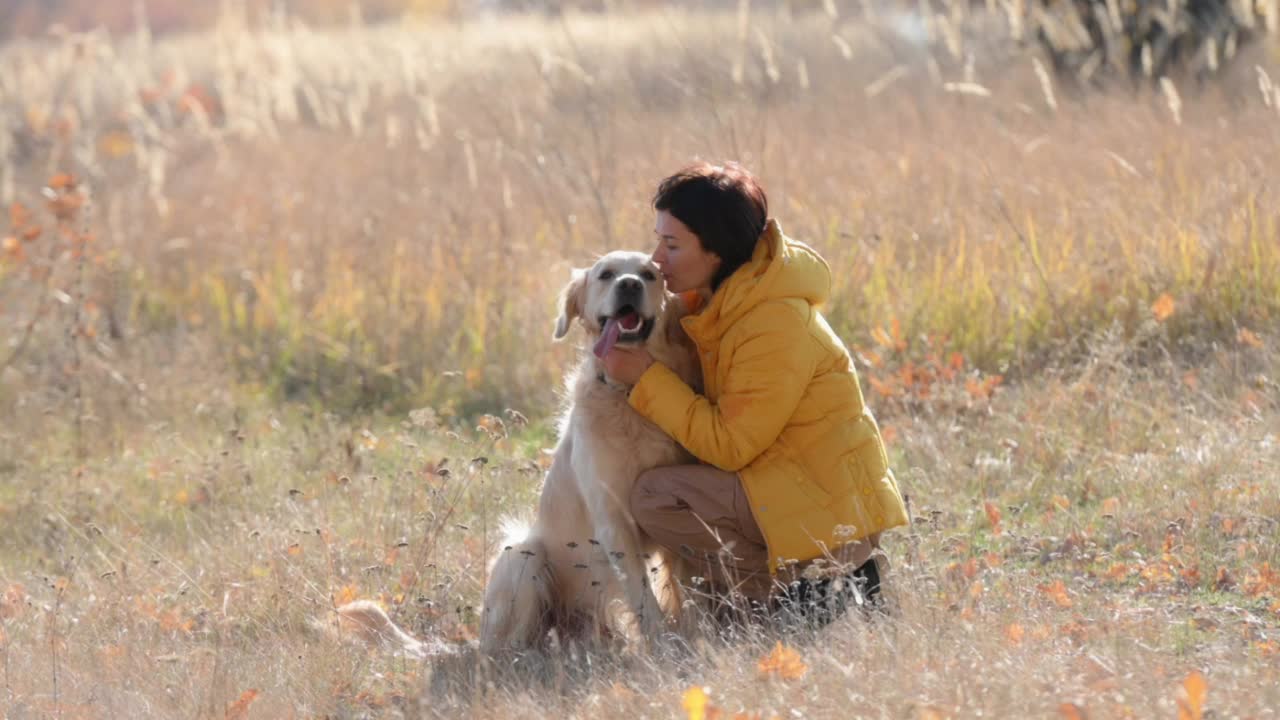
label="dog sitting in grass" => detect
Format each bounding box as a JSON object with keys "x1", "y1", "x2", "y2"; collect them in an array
[
  {"x1": 478, "y1": 251, "x2": 701, "y2": 653},
  {"x1": 327, "y1": 252, "x2": 699, "y2": 656}
]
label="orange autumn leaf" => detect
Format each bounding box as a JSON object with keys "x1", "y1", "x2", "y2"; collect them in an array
[
  {"x1": 9, "y1": 201, "x2": 30, "y2": 227},
  {"x1": 1030, "y1": 624, "x2": 1055, "y2": 640},
  {"x1": 1180, "y1": 565, "x2": 1201, "y2": 585},
  {"x1": 224, "y1": 689, "x2": 259, "y2": 720},
  {"x1": 881, "y1": 425, "x2": 899, "y2": 446},
  {"x1": 868, "y1": 376, "x2": 898, "y2": 398},
  {"x1": 1058, "y1": 620, "x2": 1089, "y2": 643},
  {"x1": 335, "y1": 584, "x2": 359, "y2": 606},
  {"x1": 1104, "y1": 563, "x2": 1131, "y2": 581},
  {"x1": 157, "y1": 609, "x2": 193, "y2": 634},
  {"x1": 47, "y1": 190, "x2": 84, "y2": 221},
  {"x1": 757, "y1": 641, "x2": 808, "y2": 680},
  {"x1": 1236, "y1": 328, "x2": 1263, "y2": 349},
  {"x1": 286, "y1": 543, "x2": 302, "y2": 557},
  {"x1": 1057, "y1": 702, "x2": 1088, "y2": 719},
  {"x1": 889, "y1": 316, "x2": 907, "y2": 351},
  {"x1": 1151, "y1": 293, "x2": 1175, "y2": 322},
  {"x1": 1051, "y1": 495, "x2": 1071, "y2": 510},
  {"x1": 965, "y1": 374, "x2": 1003, "y2": 400},
  {"x1": 1101, "y1": 497, "x2": 1120, "y2": 515},
  {"x1": 898, "y1": 362, "x2": 917, "y2": 389},
  {"x1": 1005, "y1": 623, "x2": 1025, "y2": 645},
  {"x1": 1038, "y1": 580, "x2": 1074, "y2": 608},
  {"x1": 871, "y1": 326, "x2": 895, "y2": 349},
  {"x1": 383, "y1": 545, "x2": 401, "y2": 566},
  {"x1": 47, "y1": 173, "x2": 77, "y2": 190},
  {"x1": 1175, "y1": 670, "x2": 1207, "y2": 720},
  {"x1": 683, "y1": 686, "x2": 710, "y2": 720},
  {"x1": 984, "y1": 502, "x2": 1003, "y2": 534},
  {"x1": 98, "y1": 130, "x2": 134, "y2": 158},
  {"x1": 968, "y1": 580, "x2": 985, "y2": 599},
  {"x1": 1214, "y1": 568, "x2": 1234, "y2": 591},
  {"x1": 1243, "y1": 563, "x2": 1280, "y2": 597},
  {"x1": 856, "y1": 346, "x2": 885, "y2": 368},
  {"x1": 0, "y1": 584, "x2": 25, "y2": 619},
  {"x1": 1140, "y1": 563, "x2": 1176, "y2": 585}
]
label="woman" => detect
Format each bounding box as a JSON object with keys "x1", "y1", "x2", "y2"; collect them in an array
[{"x1": 601, "y1": 161, "x2": 908, "y2": 623}]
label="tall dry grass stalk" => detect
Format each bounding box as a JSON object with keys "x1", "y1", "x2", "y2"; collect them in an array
[
  {"x1": 0, "y1": 321, "x2": 1275, "y2": 717},
  {"x1": 1, "y1": 6, "x2": 1276, "y2": 435}
]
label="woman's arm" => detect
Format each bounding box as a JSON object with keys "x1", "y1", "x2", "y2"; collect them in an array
[{"x1": 628, "y1": 303, "x2": 815, "y2": 471}]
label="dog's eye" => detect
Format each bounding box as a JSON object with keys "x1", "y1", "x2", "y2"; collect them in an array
[
  {"x1": 597, "y1": 270, "x2": 615, "y2": 281},
  {"x1": 640, "y1": 270, "x2": 656, "y2": 281}
]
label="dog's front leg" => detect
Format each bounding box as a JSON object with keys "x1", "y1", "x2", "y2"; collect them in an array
[{"x1": 571, "y1": 449, "x2": 666, "y2": 643}]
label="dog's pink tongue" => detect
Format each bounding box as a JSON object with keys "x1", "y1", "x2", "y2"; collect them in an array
[{"x1": 593, "y1": 318, "x2": 621, "y2": 359}]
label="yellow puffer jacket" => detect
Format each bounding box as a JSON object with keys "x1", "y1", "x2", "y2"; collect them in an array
[{"x1": 629, "y1": 218, "x2": 908, "y2": 571}]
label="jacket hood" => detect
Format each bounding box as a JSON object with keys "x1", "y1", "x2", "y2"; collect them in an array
[{"x1": 682, "y1": 218, "x2": 831, "y2": 343}]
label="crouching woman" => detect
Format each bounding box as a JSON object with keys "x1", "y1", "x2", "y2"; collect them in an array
[{"x1": 602, "y1": 161, "x2": 908, "y2": 624}]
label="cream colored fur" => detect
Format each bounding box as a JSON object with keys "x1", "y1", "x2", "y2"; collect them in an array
[
  {"x1": 478, "y1": 251, "x2": 701, "y2": 653},
  {"x1": 321, "y1": 600, "x2": 443, "y2": 658}
]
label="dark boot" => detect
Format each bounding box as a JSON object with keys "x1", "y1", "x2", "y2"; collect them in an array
[{"x1": 773, "y1": 556, "x2": 885, "y2": 628}]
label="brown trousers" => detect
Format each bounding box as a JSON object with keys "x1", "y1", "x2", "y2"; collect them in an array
[{"x1": 630, "y1": 464, "x2": 876, "y2": 602}]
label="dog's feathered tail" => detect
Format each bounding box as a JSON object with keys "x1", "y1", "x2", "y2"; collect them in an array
[
  {"x1": 495, "y1": 516, "x2": 534, "y2": 552},
  {"x1": 479, "y1": 517, "x2": 555, "y2": 652},
  {"x1": 314, "y1": 600, "x2": 449, "y2": 658}
]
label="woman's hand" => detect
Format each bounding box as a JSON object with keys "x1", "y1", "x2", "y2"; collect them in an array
[{"x1": 602, "y1": 346, "x2": 656, "y2": 386}]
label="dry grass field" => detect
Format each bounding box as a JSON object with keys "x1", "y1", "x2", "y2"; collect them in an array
[{"x1": 1, "y1": 4, "x2": 1278, "y2": 718}]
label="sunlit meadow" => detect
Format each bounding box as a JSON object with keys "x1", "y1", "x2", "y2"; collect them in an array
[{"x1": 0, "y1": 3, "x2": 1278, "y2": 718}]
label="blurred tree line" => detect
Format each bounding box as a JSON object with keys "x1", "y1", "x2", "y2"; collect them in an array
[
  {"x1": 1030, "y1": 0, "x2": 1277, "y2": 84},
  {"x1": 0, "y1": 0, "x2": 456, "y2": 39},
  {"x1": 1, "y1": 0, "x2": 1276, "y2": 82}
]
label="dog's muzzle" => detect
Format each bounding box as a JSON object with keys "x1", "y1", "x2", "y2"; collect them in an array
[{"x1": 593, "y1": 283, "x2": 656, "y2": 359}]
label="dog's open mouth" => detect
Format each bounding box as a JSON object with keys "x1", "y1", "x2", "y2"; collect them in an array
[{"x1": 593, "y1": 306, "x2": 654, "y2": 358}]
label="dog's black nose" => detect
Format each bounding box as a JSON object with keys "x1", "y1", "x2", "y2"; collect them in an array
[{"x1": 616, "y1": 277, "x2": 643, "y2": 295}]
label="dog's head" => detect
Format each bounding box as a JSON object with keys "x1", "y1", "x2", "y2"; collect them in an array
[{"x1": 553, "y1": 251, "x2": 666, "y2": 351}]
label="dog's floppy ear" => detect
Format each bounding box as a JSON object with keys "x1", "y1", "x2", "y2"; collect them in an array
[{"x1": 553, "y1": 268, "x2": 588, "y2": 340}]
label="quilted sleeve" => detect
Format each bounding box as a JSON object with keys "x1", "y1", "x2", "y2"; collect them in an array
[{"x1": 628, "y1": 303, "x2": 814, "y2": 471}]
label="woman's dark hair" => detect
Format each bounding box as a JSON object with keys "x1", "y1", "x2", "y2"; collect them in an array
[{"x1": 653, "y1": 161, "x2": 769, "y2": 291}]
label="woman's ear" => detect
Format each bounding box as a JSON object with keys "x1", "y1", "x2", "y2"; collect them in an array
[{"x1": 553, "y1": 268, "x2": 588, "y2": 340}]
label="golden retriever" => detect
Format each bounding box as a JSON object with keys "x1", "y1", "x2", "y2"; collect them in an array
[
  {"x1": 328, "y1": 252, "x2": 700, "y2": 657},
  {"x1": 477, "y1": 251, "x2": 701, "y2": 653}
]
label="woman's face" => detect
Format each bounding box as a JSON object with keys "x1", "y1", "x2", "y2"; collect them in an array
[{"x1": 651, "y1": 210, "x2": 722, "y2": 296}]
